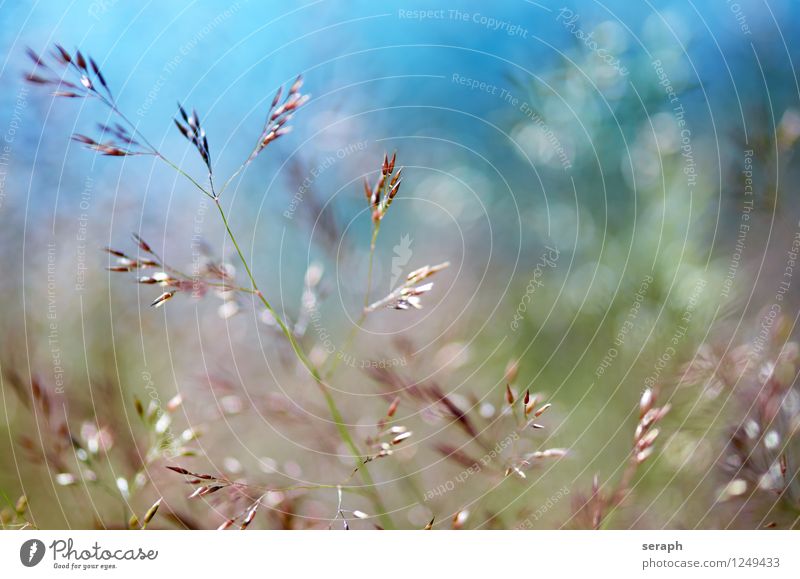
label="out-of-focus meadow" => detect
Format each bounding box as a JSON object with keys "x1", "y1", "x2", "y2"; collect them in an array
[{"x1": 2, "y1": 0, "x2": 800, "y2": 529}]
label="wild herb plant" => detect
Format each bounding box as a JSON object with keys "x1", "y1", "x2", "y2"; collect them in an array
[{"x1": 20, "y1": 44, "x2": 468, "y2": 529}]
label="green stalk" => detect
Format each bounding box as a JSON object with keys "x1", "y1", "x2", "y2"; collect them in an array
[
  {"x1": 326, "y1": 222, "x2": 380, "y2": 378},
  {"x1": 80, "y1": 78, "x2": 396, "y2": 527},
  {"x1": 364, "y1": 222, "x2": 380, "y2": 309},
  {"x1": 212, "y1": 197, "x2": 394, "y2": 529}
]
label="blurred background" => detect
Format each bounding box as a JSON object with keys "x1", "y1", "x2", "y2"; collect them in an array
[{"x1": 2, "y1": 0, "x2": 800, "y2": 529}]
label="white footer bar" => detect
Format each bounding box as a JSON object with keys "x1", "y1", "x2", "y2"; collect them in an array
[{"x1": 1, "y1": 531, "x2": 797, "y2": 577}]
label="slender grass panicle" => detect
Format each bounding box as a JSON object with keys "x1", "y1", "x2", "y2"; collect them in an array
[
  {"x1": 9, "y1": 4, "x2": 800, "y2": 541},
  {"x1": 364, "y1": 152, "x2": 402, "y2": 223},
  {"x1": 21, "y1": 41, "x2": 574, "y2": 532},
  {"x1": 681, "y1": 315, "x2": 800, "y2": 526},
  {"x1": 174, "y1": 105, "x2": 212, "y2": 174},
  {"x1": 365, "y1": 262, "x2": 451, "y2": 312},
  {"x1": 23, "y1": 43, "x2": 461, "y2": 530},
  {"x1": 104, "y1": 233, "x2": 250, "y2": 315},
  {"x1": 571, "y1": 387, "x2": 670, "y2": 529}
]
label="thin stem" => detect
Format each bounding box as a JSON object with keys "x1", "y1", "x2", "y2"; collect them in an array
[
  {"x1": 208, "y1": 171, "x2": 217, "y2": 199},
  {"x1": 90, "y1": 86, "x2": 394, "y2": 528},
  {"x1": 204, "y1": 281, "x2": 258, "y2": 294},
  {"x1": 141, "y1": 254, "x2": 257, "y2": 296},
  {"x1": 211, "y1": 197, "x2": 393, "y2": 529},
  {"x1": 106, "y1": 102, "x2": 159, "y2": 155},
  {"x1": 219, "y1": 159, "x2": 252, "y2": 197},
  {"x1": 325, "y1": 222, "x2": 380, "y2": 379},
  {"x1": 363, "y1": 222, "x2": 380, "y2": 309},
  {"x1": 610, "y1": 454, "x2": 639, "y2": 509},
  {"x1": 112, "y1": 105, "x2": 391, "y2": 525},
  {"x1": 218, "y1": 124, "x2": 266, "y2": 197},
  {"x1": 157, "y1": 154, "x2": 214, "y2": 199},
  {"x1": 365, "y1": 289, "x2": 402, "y2": 313}
]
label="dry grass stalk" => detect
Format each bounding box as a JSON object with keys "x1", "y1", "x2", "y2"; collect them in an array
[
  {"x1": 250, "y1": 76, "x2": 308, "y2": 159},
  {"x1": 681, "y1": 316, "x2": 800, "y2": 525},
  {"x1": 174, "y1": 105, "x2": 211, "y2": 173},
  {"x1": 24, "y1": 46, "x2": 152, "y2": 156},
  {"x1": 365, "y1": 261, "x2": 450, "y2": 312},
  {"x1": 4, "y1": 358, "x2": 195, "y2": 529},
  {"x1": 24, "y1": 43, "x2": 467, "y2": 531},
  {"x1": 572, "y1": 387, "x2": 670, "y2": 529},
  {"x1": 104, "y1": 233, "x2": 252, "y2": 316},
  {"x1": 0, "y1": 495, "x2": 34, "y2": 530},
  {"x1": 364, "y1": 152, "x2": 402, "y2": 223}
]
